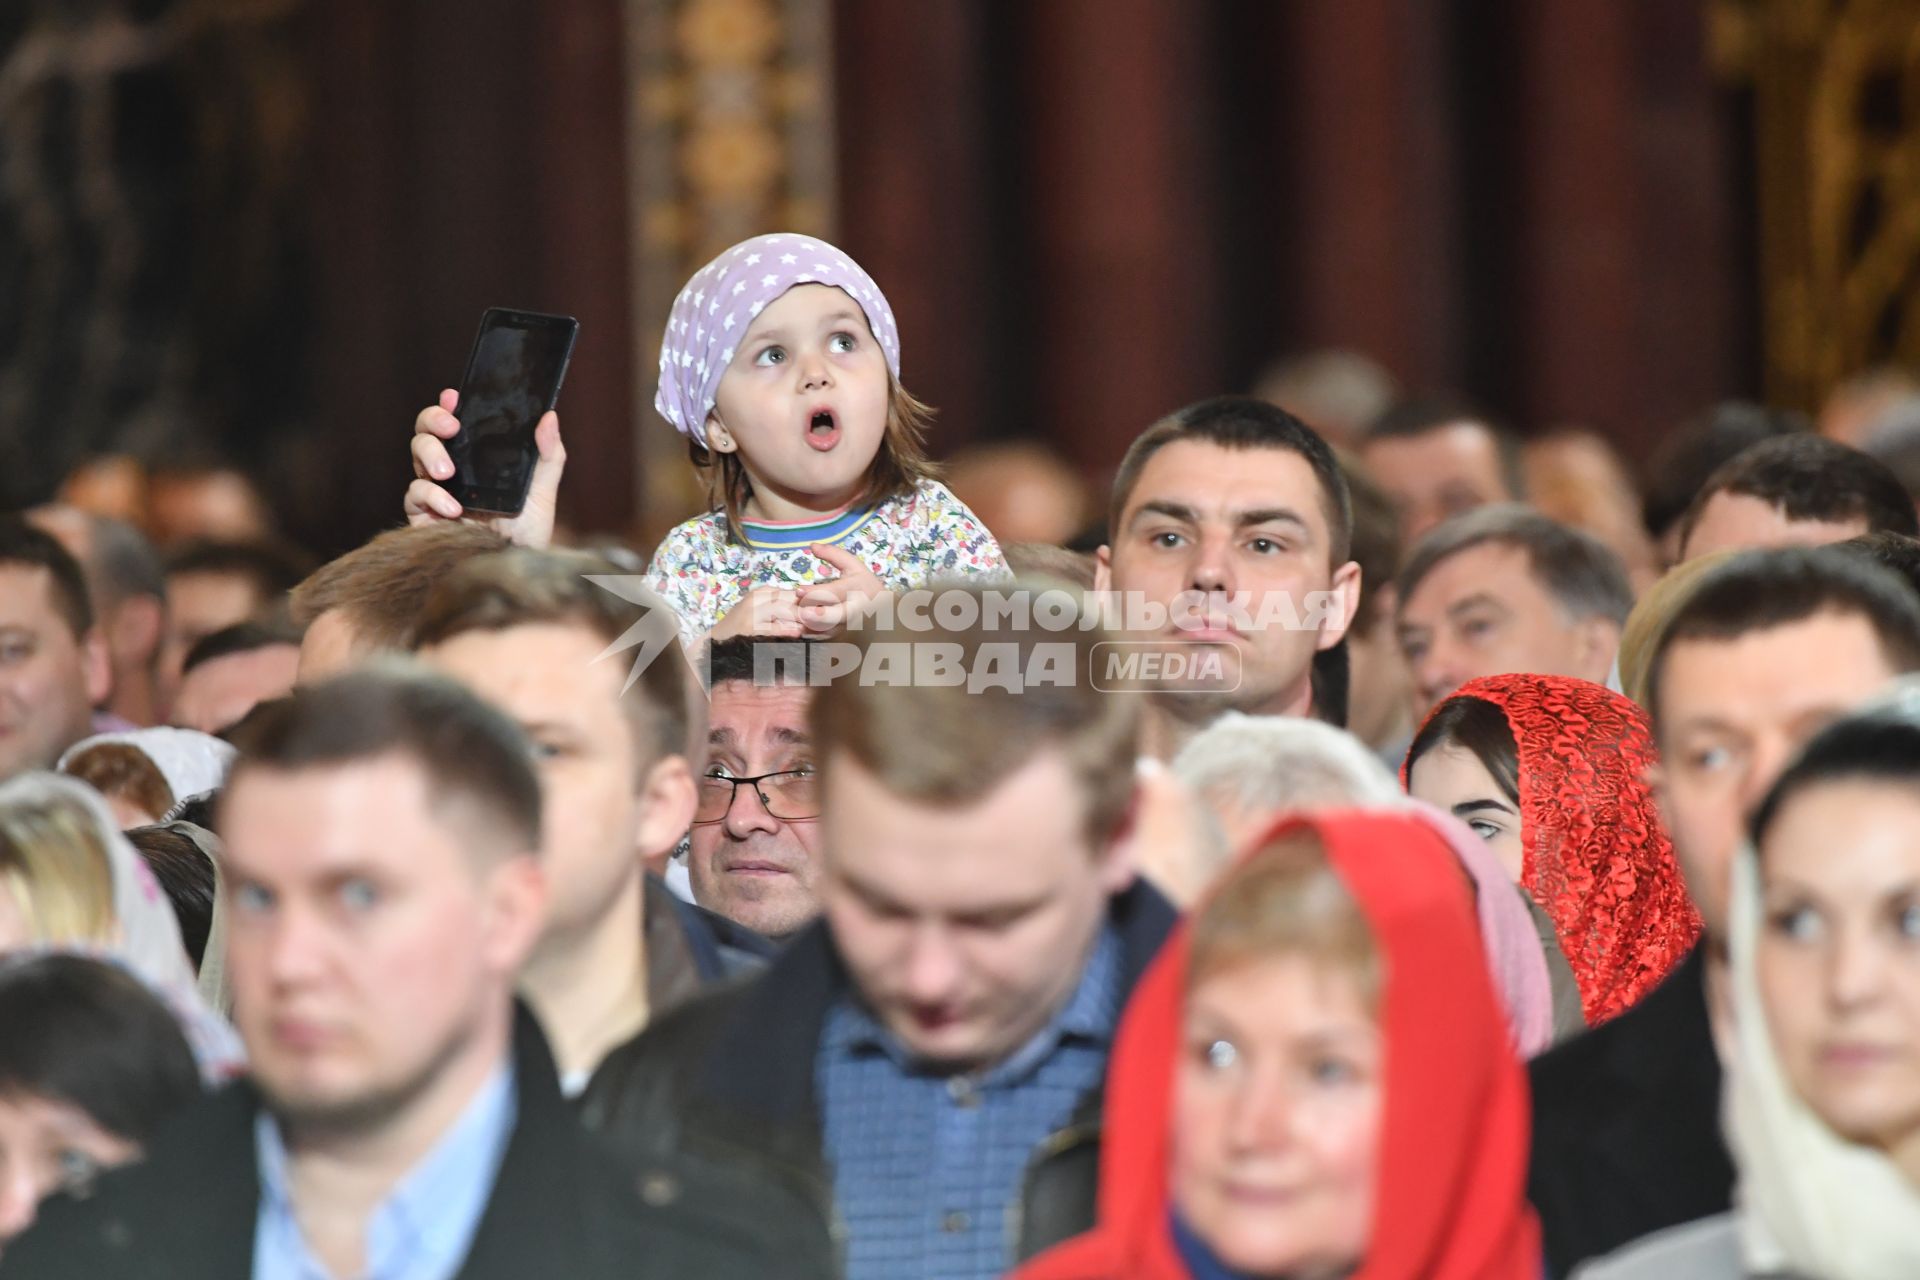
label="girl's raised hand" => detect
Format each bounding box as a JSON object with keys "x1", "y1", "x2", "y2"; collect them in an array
[
  {"x1": 403, "y1": 387, "x2": 566, "y2": 549},
  {"x1": 797, "y1": 544, "x2": 888, "y2": 634}
]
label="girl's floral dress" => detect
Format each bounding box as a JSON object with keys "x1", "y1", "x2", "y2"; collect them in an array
[{"x1": 645, "y1": 479, "x2": 1011, "y2": 647}]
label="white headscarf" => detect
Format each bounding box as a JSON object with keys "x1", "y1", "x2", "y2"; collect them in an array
[
  {"x1": 57, "y1": 726, "x2": 236, "y2": 809},
  {"x1": 165, "y1": 820, "x2": 234, "y2": 1018},
  {"x1": 1724, "y1": 847, "x2": 1920, "y2": 1277},
  {"x1": 0, "y1": 773, "x2": 244, "y2": 1081}
]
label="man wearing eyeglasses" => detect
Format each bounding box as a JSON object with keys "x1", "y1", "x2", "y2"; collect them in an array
[
  {"x1": 687, "y1": 636, "x2": 829, "y2": 939},
  {"x1": 412, "y1": 548, "x2": 771, "y2": 1092}
]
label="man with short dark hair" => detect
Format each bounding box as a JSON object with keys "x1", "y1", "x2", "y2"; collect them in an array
[
  {"x1": 1528, "y1": 547, "x2": 1920, "y2": 1276},
  {"x1": 1337, "y1": 453, "x2": 1413, "y2": 758},
  {"x1": 0, "y1": 664, "x2": 778, "y2": 1278},
  {"x1": 167, "y1": 622, "x2": 302, "y2": 736},
  {"x1": 27, "y1": 506, "x2": 168, "y2": 729},
  {"x1": 1097, "y1": 396, "x2": 1361, "y2": 756},
  {"x1": 1641, "y1": 401, "x2": 1802, "y2": 568},
  {"x1": 159, "y1": 538, "x2": 312, "y2": 701},
  {"x1": 1677, "y1": 433, "x2": 1917, "y2": 561},
  {"x1": 1395, "y1": 505, "x2": 1633, "y2": 716},
  {"x1": 688, "y1": 635, "x2": 827, "y2": 939},
  {"x1": 1360, "y1": 396, "x2": 1526, "y2": 549},
  {"x1": 583, "y1": 590, "x2": 1177, "y2": 1280},
  {"x1": 413, "y1": 548, "x2": 768, "y2": 1088},
  {"x1": 1837, "y1": 529, "x2": 1920, "y2": 598},
  {"x1": 0, "y1": 518, "x2": 109, "y2": 782}
]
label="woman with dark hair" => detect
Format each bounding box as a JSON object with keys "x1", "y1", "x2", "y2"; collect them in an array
[
  {"x1": 1579, "y1": 684, "x2": 1920, "y2": 1277},
  {"x1": 0, "y1": 954, "x2": 202, "y2": 1254},
  {"x1": 122, "y1": 825, "x2": 216, "y2": 972},
  {"x1": 1014, "y1": 810, "x2": 1541, "y2": 1279},
  {"x1": 1403, "y1": 673, "x2": 1701, "y2": 1025}
]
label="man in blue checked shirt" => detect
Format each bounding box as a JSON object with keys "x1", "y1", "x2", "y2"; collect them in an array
[{"x1": 583, "y1": 587, "x2": 1179, "y2": 1280}]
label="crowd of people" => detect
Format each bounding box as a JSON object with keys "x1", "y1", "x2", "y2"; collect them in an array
[{"x1": 1, "y1": 229, "x2": 1918, "y2": 1278}]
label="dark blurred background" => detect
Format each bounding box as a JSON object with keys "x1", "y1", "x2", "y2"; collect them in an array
[{"x1": 3, "y1": 0, "x2": 1906, "y2": 557}]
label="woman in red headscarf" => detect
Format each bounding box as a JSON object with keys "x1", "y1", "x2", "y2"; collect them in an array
[
  {"x1": 1013, "y1": 810, "x2": 1541, "y2": 1280},
  {"x1": 1403, "y1": 673, "x2": 1700, "y2": 1026}
]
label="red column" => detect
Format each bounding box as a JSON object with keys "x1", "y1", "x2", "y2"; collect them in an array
[{"x1": 1020, "y1": 0, "x2": 1222, "y2": 480}]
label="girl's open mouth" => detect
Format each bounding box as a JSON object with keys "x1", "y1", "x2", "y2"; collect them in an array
[{"x1": 805, "y1": 409, "x2": 840, "y2": 451}]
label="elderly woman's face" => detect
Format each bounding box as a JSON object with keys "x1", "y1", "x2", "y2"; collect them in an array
[
  {"x1": 1758, "y1": 778, "x2": 1920, "y2": 1177},
  {"x1": 1171, "y1": 954, "x2": 1382, "y2": 1276},
  {"x1": 0, "y1": 1090, "x2": 141, "y2": 1252}
]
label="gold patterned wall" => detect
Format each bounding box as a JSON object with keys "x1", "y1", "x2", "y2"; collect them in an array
[
  {"x1": 1715, "y1": 0, "x2": 1920, "y2": 408},
  {"x1": 623, "y1": 0, "x2": 837, "y2": 543}
]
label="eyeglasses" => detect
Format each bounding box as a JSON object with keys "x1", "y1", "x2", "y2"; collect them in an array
[{"x1": 693, "y1": 769, "x2": 819, "y2": 824}]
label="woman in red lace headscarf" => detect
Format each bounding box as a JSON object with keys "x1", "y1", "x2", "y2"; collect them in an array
[
  {"x1": 1403, "y1": 673, "x2": 1700, "y2": 1025},
  {"x1": 1012, "y1": 810, "x2": 1541, "y2": 1280}
]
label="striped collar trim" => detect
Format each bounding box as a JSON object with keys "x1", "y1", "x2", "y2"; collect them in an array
[{"x1": 740, "y1": 503, "x2": 879, "y2": 550}]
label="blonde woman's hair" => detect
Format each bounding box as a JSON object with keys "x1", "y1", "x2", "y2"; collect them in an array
[
  {"x1": 0, "y1": 789, "x2": 117, "y2": 945},
  {"x1": 1188, "y1": 826, "x2": 1381, "y2": 1012},
  {"x1": 1618, "y1": 549, "x2": 1740, "y2": 707}
]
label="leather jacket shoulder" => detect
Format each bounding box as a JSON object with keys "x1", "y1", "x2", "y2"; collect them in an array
[{"x1": 581, "y1": 961, "x2": 844, "y2": 1277}]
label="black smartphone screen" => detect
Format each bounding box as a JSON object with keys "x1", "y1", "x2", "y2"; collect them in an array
[{"x1": 446, "y1": 308, "x2": 579, "y2": 516}]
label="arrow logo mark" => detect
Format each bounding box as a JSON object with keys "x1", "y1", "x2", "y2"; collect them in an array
[{"x1": 583, "y1": 575, "x2": 681, "y2": 693}]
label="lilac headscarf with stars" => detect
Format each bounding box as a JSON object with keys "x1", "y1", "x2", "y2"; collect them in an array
[{"x1": 654, "y1": 232, "x2": 901, "y2": 448}]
